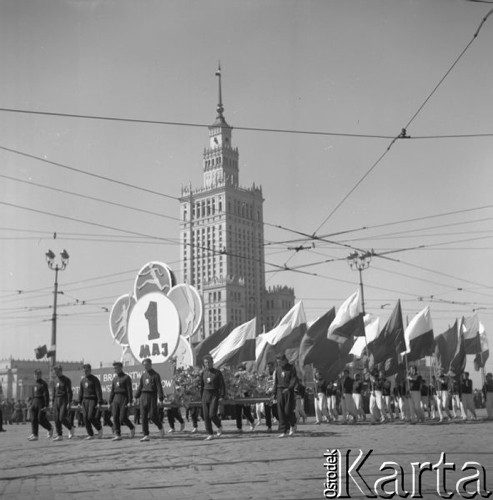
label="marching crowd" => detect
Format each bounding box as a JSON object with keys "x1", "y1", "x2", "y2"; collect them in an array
[
  {"x1": 312, "y1": 366, "x2": 493, "y2": 425},
  {"x1": 1, "y1": 354, "x2": 492, "y2": 440}
]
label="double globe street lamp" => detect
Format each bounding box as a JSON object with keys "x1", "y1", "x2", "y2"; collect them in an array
[
  {"x1": 346, "y1": 250, "x2": 373, "y2": 315},
  {"x1": 45, "y1": 249, "x2": 70, "y2": 387}
]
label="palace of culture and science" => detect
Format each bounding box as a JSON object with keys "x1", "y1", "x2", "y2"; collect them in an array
[{"x1": 179, "y1": 69, "x2": 295, "y2": 341}]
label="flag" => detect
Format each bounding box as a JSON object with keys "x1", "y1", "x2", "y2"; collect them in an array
[
  {"x1": 367, "y1": 300, "x2": 405, "y2": 366},
  {"x1": 449, "y1": 318, "x2": 466, "y2": 377},
  {"x1": 462, "y1": 314, "x2": 482, "y2": 355},
  {"x1": 210, "y1": 318, "x2": 256, "y2": 368},
  {"x1": 299, "y1": 308, "x2": 336, "y2": 367},
  {"x1": 255, "y1": 301, "x2": 307, "y2": 372},
  {"x1": 327, "y1": 290, "x2": 365, "y2": 344},
  {"x1": 350, "y1": 314, "x2": 380, "y2": 358},
  {"x1": 325, "y1": 335, "x2": 356, "y2": 381},
  {"x1": 46, "y1": 345, "x2": 56, "y2": 358},
  {"x1": 193, "y1": 323, "x2": 234, "y2": 367},
  {"x1": 34, "y1": 345, "x2": 48, "y2": 360},
  {"x1": 434, "y1": 320, "x2": 458, "y2": 374},
  {"x1": 474, "y1": 321, "x2": 489, "y2": 371},
  {"x1": 371, "y1": 351, "x2": 405, "y2": 377},
  {"x1": 404, "y1": 306, "x2": 434, "y2": 362}
]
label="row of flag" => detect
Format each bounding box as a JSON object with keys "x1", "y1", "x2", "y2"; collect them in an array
[{"x1": 194, "y1": 289, "x2": 490, "y2": 379}]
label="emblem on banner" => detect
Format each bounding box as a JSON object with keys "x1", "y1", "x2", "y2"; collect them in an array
[{"x1": 109, "y1": 262, "x2": 202, "y2": 366}]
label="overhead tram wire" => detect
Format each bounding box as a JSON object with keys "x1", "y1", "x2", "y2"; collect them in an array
[
  {"x1": 0, "y1": 107, "x2": 491, "y2": 140},
  {"x1": 264, "y1": 204, "x2": 493, "y2": 248},
  {"x1": 7, "y1": 191, "x2": 483, "y2": 302},
  {"x1": 312, "y1": 8, "x2": 493, "y2": 236},
  {"x1": 0, "y1": 173, "x2": 181, "y2": 223},
  {"x1": 1, "y1": 142, "x2": 331, "y2": 252},
  {"x1": 0, "y1": 199, "x2": 340, "y2": 287},
  {"x1": 0, "y1": 107, "x2": 394, "y2": 140},
  {"x1": 0, "y1": 144, "x2": 178, "y2": 202},
  {"x1": 3, "y1": 117, "x2": 493, "y2": 258}
]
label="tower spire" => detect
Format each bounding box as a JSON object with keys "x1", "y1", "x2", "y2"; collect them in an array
[{"x1": 215, "y1": 62, "x2": 224, "y2": 119}]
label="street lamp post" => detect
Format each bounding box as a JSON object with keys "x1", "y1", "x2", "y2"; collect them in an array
[
  {"x1": 346, "y1": 250, "x2": 373, "y2": 315},
  {"x1": 347, "y1": 250, "x2": 373, "y2": 372},
  {"x1": 45, "y1": 249, "x2": 70, "y2": 387}
]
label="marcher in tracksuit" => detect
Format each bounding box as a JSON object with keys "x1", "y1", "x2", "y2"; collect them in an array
[
  {"x1": 28, "y1": 369, "x2": 53, "y2": 441},
  {"x1": 52, "y1": 365, "x2": 75, "y2": 441},
  {"x1": 78, "y1": 363, "x2": 104, "y2": 439},
  {"x1": 135, "y1": 358, "x2": 165, "y2": 441},
  {"x1": 273, "y1": 353, "x2": 298, "y2": 437},
  {"x1": 109, "y1": 361, "x2": 135, "y2": 441},
  {"x1": 200, "y1": 355, "x2": 225, "y2": 441}
]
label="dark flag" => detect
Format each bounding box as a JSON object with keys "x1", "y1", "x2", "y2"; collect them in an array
[
  {"x1": 449, "y1": 319, "x2": 466, "y2": 377},
  {"x1": 367, "y1": 300, "x2": 405, "y2": 366},
  {"x1": 193, "y1": 322, "x2": 234, "y2": 367},
  {"x1": 474, "y1": 321, "x2": 489, "y2": 371},
  {"x1": 299, "y1": 308, "x2": 336, "y2": 368},
  {"x1": 35, "y1": 345, "x2": 48, "y2": 359},
  {"x1": 462, "y1": 315, "x2": 482, "y2": 355},
  {"x1": 434, "y1": 320, "x2": 458, "y2": 374}
]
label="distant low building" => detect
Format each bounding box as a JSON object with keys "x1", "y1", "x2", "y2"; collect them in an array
[{"x1": 0, "y1": 358, "x2": 83, "y2": 401}]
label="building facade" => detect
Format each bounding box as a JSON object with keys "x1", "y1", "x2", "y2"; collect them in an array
[
  {"x1": 264, "y1": 286, "x2": 296, "y2": 331},
  {"x1": 179, "y1": 70, "x2": 294, "y2": 340},
  {"x1": 0, "y1": 358, "x2": 83, "y2": 402}
]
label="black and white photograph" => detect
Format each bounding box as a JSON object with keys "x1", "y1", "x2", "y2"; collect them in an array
[{"x1": 1, "y1": 1, "x2": 492, "y2": 499}]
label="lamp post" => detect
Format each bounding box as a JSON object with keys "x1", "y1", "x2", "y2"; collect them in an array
[
  {"x1": 346, "y1": 250, "x2": 373, "y2": 315},
  {"x1": 45, "y1": 249, "x2": 69, "y2": 387}
]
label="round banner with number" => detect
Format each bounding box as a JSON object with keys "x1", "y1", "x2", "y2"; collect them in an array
[
  {"x1": 168, "y1": 284, "x2": 203, "y2": 339},
  {"x1": 127, "y1": 292, "x2": 180, "y2": 364},
  {"x1": 134, "y1": 261, "x2": 174, "y2": 301},
  {"x1": 109, "y1": 294, "x2": 136, "y2": 347}
]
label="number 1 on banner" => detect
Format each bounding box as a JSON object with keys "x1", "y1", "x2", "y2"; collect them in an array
[{"x1": 144, "y1": 301, "x2": 161, "y2": 341}]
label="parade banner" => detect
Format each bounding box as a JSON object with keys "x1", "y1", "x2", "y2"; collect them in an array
[
  {"x1": 65, "y1": 361, "x2": 175, "y2": 400},
  {"x1": 109, "y1": 261, "x2": 201, "y2": 367}
]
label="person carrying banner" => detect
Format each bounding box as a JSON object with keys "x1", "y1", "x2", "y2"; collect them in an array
[
  {"x1": 109, "y1": 361, "x2": 135, "y2": 441},
  {"x1": 436, "y1": 372, "x2": 453, "y2": 422},
  {"x1": 313, "y1": 368, "x2": 329, "y2": 424},
  {"x1": 340, "y1": 369, "x2": 358, "y2": 424},
  {"x1": 257, "y1": 361, "x2": 278, "y2": 431},
  {"x1": 78, "y1": 364, "x2": 104, "y2": 440},
  {"x1": 484, "y1": 373, "x2": 493, "y2": 419},
  {"x1": 273, "y1": 353, "x2": 298, "y2": 437},
  {"x1": 27, "y1": 369, "x2": 53, "y2": 441},
  {"x1": 460, "y1": 372, "x2": 477, "y2": 420},
  {"x1": 135, "y1": 358, "x2": 165, "y2": 441},
  {"x1": 52, "y1": 365, "x2": 75, "y2": 441},
  {"x1": 408, "y1": 365, "x2": 424, "y2": 423},
  {"x1": 200, "y1": 354, "x2": 225, "y2": 441}
]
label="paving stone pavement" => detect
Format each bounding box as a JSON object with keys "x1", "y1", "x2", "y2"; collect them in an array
[{"x1": 0, "y1": 412, "x2": 492, "y2": 500}]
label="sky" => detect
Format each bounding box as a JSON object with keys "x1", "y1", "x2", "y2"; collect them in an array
[{"x1": 0, "y1": 0, "x2": 492, "y2": 386}]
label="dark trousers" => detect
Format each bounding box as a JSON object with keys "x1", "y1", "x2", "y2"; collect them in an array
[
  {"x1": 235, "y1": 404, "x2": 254, "y2": 429},
  {"x1": 265, "y1": 401, "x2": 278, "y2": 428},
  {"x1": 53, "y1": 397, "x2": 72, "y2": 436},
  {"x1": 140, "y1": 392, "x2": 162, "y2": 436},
  {"x1": 277, "y1": 389, "x2": 296, "y2": 433},
  {"x1": 30, "y1": 400, "x2": 52, "y2": 436},
  {"x1": 167, "y1": 407, "x2": 184, "y2": 430},
  {"x1": 111, "y1": 394, "x2": 134, "y2": 436},
  {"x1": 82, "y1": 399, "x2": 102, "y2": 436},
  {"x1": 202, "y1": 390, "x2": 221, "y2": 435},
  {"x1": 189, "y1": 406, "x2": 201, "y2": 428}
]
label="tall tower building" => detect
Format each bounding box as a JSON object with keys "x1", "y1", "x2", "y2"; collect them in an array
[{"x1": 179, "y1": 67, "x2": 266, "y2": 341}]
